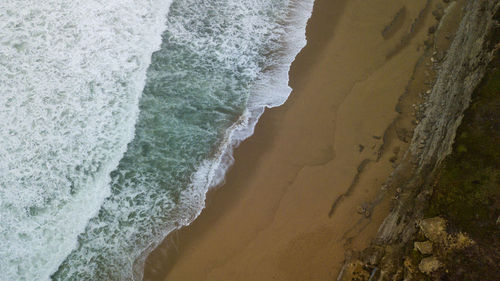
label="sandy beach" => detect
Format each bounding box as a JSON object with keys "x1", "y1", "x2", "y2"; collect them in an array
[{"x1": 143, "y1": 0, "x2": 459, "y2": 280}]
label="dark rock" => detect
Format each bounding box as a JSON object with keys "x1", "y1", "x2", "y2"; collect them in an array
[
  {"x1": 432, "y1": 9, "x2": 444, "y2": 21},
  {"x1": 396, "y1": 127, "x2": 410, "y2": 143},
  {"x1": 358, "y1": 144, "x2": 365, "y2": 152},
  {"x1": 428, "y1": 25, "x2": 437, "y2": 34}
]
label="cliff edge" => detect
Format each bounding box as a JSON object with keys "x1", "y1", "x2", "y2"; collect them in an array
[{"x1": 338, "y1": 0, "x2": 500, "y2": 280}]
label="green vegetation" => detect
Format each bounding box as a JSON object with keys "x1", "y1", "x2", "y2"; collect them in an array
[
  {"x1": 426, "y1": 57, "x2": 500, "y2": 238},
  {"x1": 423, "y1": 54, "x2": 500, "y2": 280}
]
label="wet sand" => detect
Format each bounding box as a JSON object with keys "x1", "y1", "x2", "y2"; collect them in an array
[{"x1": 143, "y1": 0, "x2": 450, "y2": 280}]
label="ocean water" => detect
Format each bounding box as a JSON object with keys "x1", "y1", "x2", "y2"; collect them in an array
[{"x1": 0, "y1": 0, "x2": 313, "y2": 280}]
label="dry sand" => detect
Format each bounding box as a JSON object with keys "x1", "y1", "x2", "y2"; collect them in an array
[{"x1": 143, "y1": 0, "x2": 458, "y2": 280}]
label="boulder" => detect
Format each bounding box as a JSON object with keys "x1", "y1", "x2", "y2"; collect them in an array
[
  {"x1": 338, "y1": 260, "x2": 370, "y2": 281},
  {"x1": 414, "y1": 241, "x2": 433, "y2": 255},
  {"x1": 419, "y1": 217, "x2": 446, "y2": 242},
  {"x1": 418, "y1": 256, "x2": 441, "y2": 274}
]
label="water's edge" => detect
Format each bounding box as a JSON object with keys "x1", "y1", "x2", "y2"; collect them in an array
[{"x1": 137, "y1": 0, "x2": 315, "y2": 279}]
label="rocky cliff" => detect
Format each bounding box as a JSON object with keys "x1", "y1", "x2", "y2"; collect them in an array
[{"x1": 338, "y1": 0, "x2": 500, "y2": 280}]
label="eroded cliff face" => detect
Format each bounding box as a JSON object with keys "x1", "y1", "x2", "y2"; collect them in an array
[
  {"x1": 377, "y1": 0, "x2": 498, "y2": 244},
  {"x1": 338, "y1": 0, "x2": 500, "y2": 280}
]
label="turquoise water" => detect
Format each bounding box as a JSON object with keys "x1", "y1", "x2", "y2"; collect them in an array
[{"x1": 0, "y1": 0, "x2": 313, "y2": 280}]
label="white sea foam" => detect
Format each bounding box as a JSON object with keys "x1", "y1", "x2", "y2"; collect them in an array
[
  {"x1": 188, "y1": 0, "x2": 312, "y2": 216},
  {"x1": 0, "y1": 1, "x2": 171, "y2": 280},
  {"x1": 181, "y1": 0, "x2": 314, "y2": 221}
]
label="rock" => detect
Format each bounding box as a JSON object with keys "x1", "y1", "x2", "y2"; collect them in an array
[
  {"x1": 414, "y1": 241, "x2": 433, "y2": 255},
  {"x1": 418, "y1": 256, "x2": 441, "y2": 274},
  {"x1": 432, "y1": 9, "x2": 444, "y2": 21},
  {"x1": 338, "y1": 260, "x2": 370, "y2": 281},
  {"x1": 419, "y1": 217, "x2": 447, "y2": 242},
  {"x1": 358, "y1": 144, "x2": 364, "y2": 152},
  {"x1": 362, "y1": 246, "x2": 384, "y2": 265},
  {"x1": 396, "y1": 127, "x2": 410, "y2": 143},
  {"x1": 436, "y1": 51, "x2": 445, "y2": 61},
  {"x1": 428, "y1": 25, "x2": 437, "y2": 34},
  {"x1": 357, "y1": 205, "x2": 365, "y2": 214},
  {"x1": 395, "y1": 103, "x2": 403, "y2": 113},
  {"x1": 364, "y1": 210, "x2": 371, "y2": 218},
  {"x1": 377, "y1": 245, "x2": 402, "y2": 278}
]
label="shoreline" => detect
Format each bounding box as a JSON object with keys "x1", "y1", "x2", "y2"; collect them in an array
[{"x1": 143, "y1": 0, "x2": 455, "y2": 280}]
